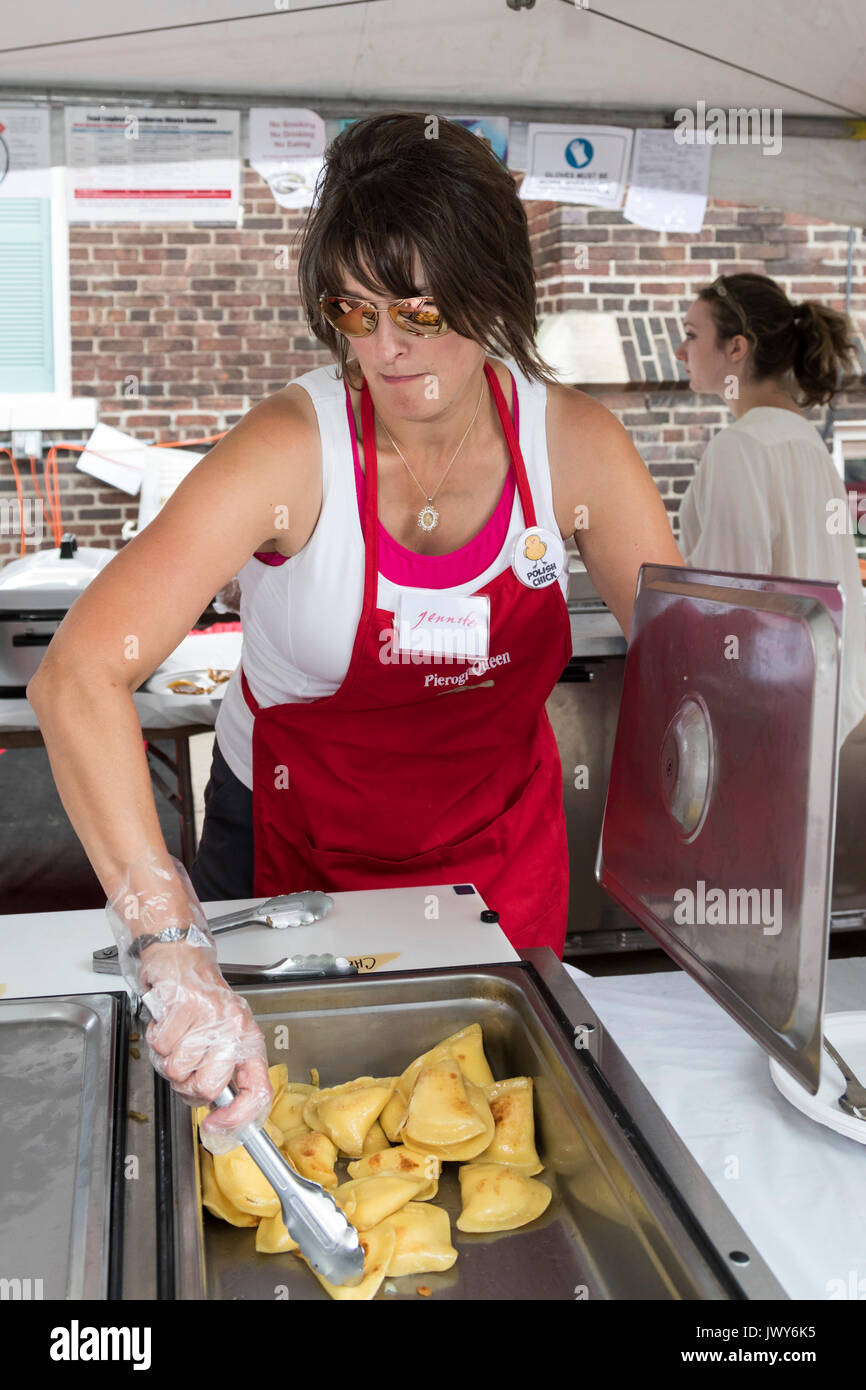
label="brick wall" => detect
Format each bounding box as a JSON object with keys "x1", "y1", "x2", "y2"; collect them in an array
[
  {"x1": 525, "y1": 196, "x2": 866, "y2": 528},
  {"x1": 1, "y1": 175, "x2": 864, "y2": 564}
]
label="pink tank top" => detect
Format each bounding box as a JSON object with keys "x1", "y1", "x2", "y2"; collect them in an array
[{"x1": 253, "y1": 374, "x2": 518, "y2": 589}]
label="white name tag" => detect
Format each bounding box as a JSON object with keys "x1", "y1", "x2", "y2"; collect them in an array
[{"x1": 396, "y1": 592, "x2": 490, "y2": 661}]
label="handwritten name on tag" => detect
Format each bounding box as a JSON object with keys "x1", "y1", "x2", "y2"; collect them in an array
[{"x1": 396, "y1": 593, "x2": 490, "y2": 661}]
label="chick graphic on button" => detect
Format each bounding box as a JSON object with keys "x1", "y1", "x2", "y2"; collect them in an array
[
  {"x1": 523, "y1": 533, "x2": 547, "y2": 573},
  {"x1": 511, "y1": 526, "x2": 565, "y2": 589}
]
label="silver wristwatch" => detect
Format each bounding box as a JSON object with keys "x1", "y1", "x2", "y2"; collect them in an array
[{"x1": 127, "y1": 923, "x2": 212, "y2": 959}]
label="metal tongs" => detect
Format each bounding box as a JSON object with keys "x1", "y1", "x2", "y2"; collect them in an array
[
  {"x1": 211, "y1": 1085, "x2": 365, "y2": 1287},
  {"x1": 823, "y1": 1037, "x2": 866, "y2": 1121},
  {"x1": 206, "y1": 891, "x2": 335, "y2": 934},
  {"x1": 144, "y1": 990, "x2": 364, "y2": 1288},
  {"x1": 93, "y1": 890, "x2": 357, "y2": 982}
]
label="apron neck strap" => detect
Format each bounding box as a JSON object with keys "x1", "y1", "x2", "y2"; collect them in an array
[
  {"x1": 359, "y1": 374, "x2": 381, "y2": 600},
  {"x1": 483, "y1": 361, "x2": 536, "y2": 527},
  {"x1": 357, "y1": 358, "x2": 539, "y2": 567}
]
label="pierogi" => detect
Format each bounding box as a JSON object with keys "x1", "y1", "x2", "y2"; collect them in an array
[
  {"x1": 396, "y1": 1023, "x2": 495, "y2": 1101},
  {"x1": 347, "y1": 1144, "x2": 440, "y2": 1199},
  {"x1": 480, "y1": 1076, "x2": 543, "y2": 1175},
  {"x1": 211, "y1": 1118, "x2": 285, "y2": 1218},
  {"x1": 303, "y1": 1077, "x2": 397, "y2": 1158},
  {"x1": 282, "y1": 1128, "x2": 339, "y2": 1189},
  {"x1": 381, "y1": 1201, "x2": 458, "y2": 1277},
  {"x1": 199, "y1": 1149, "x2": 258, "y2": 1228},
  {"x1": 456, "y1": 1162, "x2": 552, "y2": 1233},
  {"x1": 197, "y1": 1024, "x2": 551, "y2": 1300},
  {"x1": 402, "y1": 1067, "x2": 495, "y2": 1161},
  {"x1": 334, "y1": 1174, "x2": 427, "y2": 1230},
  {"x1": 307, "y1": 1222, "x2": 396, "y2": 1302}
]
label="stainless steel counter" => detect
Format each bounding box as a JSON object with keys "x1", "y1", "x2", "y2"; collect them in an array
[
  {"x1": 569, "y1": 608, "x2": 627, "y2": 659},
  {"x1": 566, "y1": 555, "x2": 627, "y2": 660}
]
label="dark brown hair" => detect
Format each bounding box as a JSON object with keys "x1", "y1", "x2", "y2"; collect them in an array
[
  {"x1": 296, "y1": 111, "x2": 558, "y2": 386},
  {"x1": 698, "y1": 272, "x2": 859, "y2": 408}
]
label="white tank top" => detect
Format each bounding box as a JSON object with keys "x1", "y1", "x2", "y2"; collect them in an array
[{"x1": 216, "y1": 358, "x2": 567, "y2": 789}]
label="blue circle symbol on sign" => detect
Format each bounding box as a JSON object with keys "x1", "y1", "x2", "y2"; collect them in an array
[{"x1": 565, "y1": 138, "x2": 594, "y2": 169}]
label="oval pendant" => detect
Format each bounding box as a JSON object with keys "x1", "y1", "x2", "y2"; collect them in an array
[{"x1": 418, "y1": 504, "x2": 439, "y2": 532}]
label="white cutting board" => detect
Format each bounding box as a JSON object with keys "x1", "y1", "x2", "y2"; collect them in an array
[{"x1": 0, "y1": 882, "x2": 518, "y2": 1001}]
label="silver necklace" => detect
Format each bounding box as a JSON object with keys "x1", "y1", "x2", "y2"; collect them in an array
[{"x1": 377, "y1": 377, "x2": 486, "y2": 532}]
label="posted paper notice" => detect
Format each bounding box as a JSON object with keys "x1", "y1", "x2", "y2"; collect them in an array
[
  {"x1": 624, "y1": 129, "x2": 711, "y2": 234},
  {"x1": 519, "y1": 125, "x2": 633, "y2": 208},
  {"x1": 65, "y1": 107, "x2": 240, "y2": 223},
  {"x1": 249, "y1": 107, "x2": 325, "y2": 210}
]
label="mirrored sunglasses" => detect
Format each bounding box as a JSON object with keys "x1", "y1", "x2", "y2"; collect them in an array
[{"x1": 318, "y1": 293, "x2": 450, "y2": 338}]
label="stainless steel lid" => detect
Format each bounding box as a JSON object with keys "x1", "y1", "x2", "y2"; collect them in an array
[
  {"x1": 597, "y1": 563, "x2": 843, "y2": 1094},
  {"x1": 0, "y1": 533, "x2": 116, "y2": 611}
]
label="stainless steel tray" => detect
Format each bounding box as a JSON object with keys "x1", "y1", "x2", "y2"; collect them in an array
[
  {"x1": 0, "y1": 993, "x2": 122, "y2": 1299},
  {"x1": 166, "y1": 956, "x2": 786, "y2": 1300}
]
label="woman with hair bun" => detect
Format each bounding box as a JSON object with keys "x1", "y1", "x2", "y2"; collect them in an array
[{"x1": 675, "y1": 271, "x2": 866, "y2": 747}]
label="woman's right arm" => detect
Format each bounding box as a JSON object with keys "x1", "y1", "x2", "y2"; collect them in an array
[
  {"x1": 26, "y1": 387, "x2": 318, "y2": 898},
  {"x1": 25, "y1": 387, "x2": 320, "y2": 1141}
]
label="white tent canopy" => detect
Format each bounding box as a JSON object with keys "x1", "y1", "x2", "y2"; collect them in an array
[{"x1": 0, "y1": 0, "x2": 864, "y2": 223}]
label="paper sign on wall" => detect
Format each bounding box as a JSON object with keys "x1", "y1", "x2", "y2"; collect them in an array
[
  {"x1": 64, "y1": 107, "x2": 240, "y2": 223},
  {"x1": 519, "y1": 124, "x2": 633, "y2": 208},
  {"x1": 624, "y1": 129, "x2": 711, "y2": 234},
  {"x1": 0, "y1": 106, "x2": 51, "y2": 198},
  {"x1": 249, "y1": 107, "x2": 325, "y2": 210}
]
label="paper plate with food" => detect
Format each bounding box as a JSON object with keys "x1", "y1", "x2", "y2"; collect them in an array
[{"x1": 145, "y1": 667, "x2": 234, "y2": 699}]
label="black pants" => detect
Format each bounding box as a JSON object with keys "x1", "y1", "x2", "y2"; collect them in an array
[{"x1": 189, "y1": 738, "x2": 256, "y2": 902}]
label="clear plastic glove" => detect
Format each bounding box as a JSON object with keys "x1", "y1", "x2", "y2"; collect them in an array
[{"x1": 105, "y1": 850, "x2": 272, "y2": 1154}]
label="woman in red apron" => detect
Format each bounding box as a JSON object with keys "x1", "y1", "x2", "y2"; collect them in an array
[
  {"x1": 60, "y1": 110, "x2": 681, "y2": 1139},
  {"x1": 240, "y1": 357, "x2": 573, "y2": 954}
]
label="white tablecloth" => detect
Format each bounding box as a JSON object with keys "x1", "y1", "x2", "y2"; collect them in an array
[
  {"x1": 0, "y1": 632, "x2": 242, "y2": 733},
  {"x1": 563, "y1": 958, "x2": 866, "y2": 1300}
]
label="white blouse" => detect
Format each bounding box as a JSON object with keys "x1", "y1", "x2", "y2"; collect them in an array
[{"x1": 678, "y1": 407, "x2": 866, "y2": 745}]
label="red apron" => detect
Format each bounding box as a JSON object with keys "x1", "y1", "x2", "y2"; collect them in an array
[{"x1": 240, "y1": 362, "x2": 573, "y2": 954}]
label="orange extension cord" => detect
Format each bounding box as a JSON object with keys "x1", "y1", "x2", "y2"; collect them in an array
[{"x1": 2, "y1": 433, "x2": 229, "y2": 560}]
